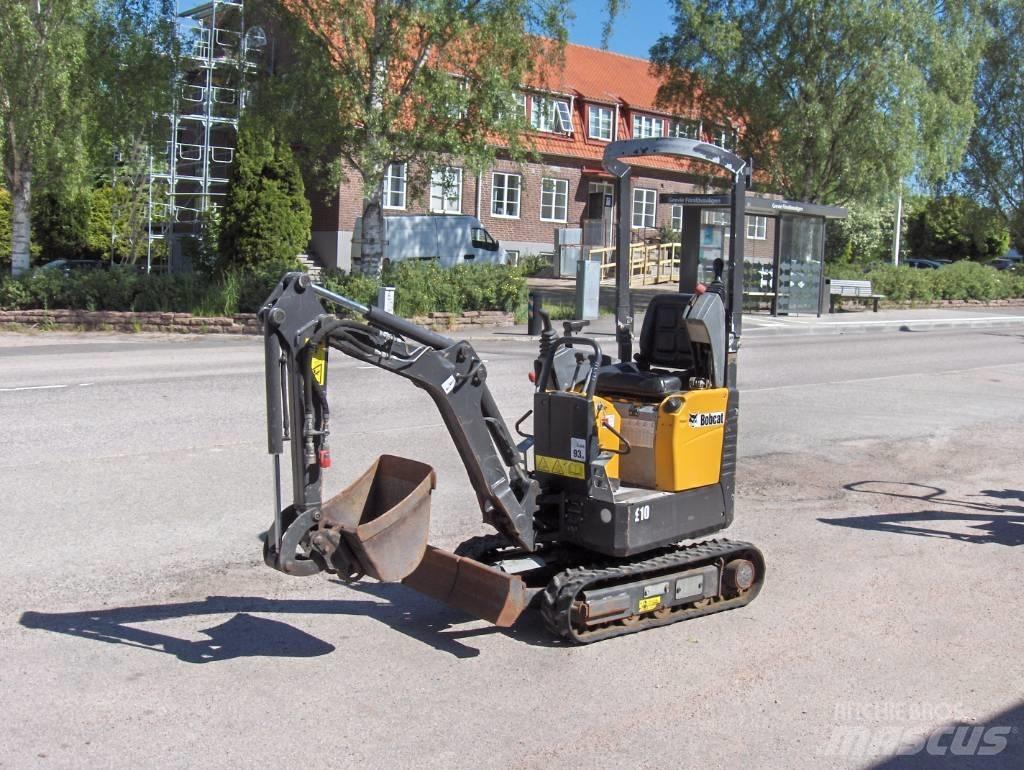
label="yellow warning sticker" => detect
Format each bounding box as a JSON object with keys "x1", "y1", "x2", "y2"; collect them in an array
[
  {"x1": 535, "y1": 454, "x2": 586, "y2": 479},
  {"x1": 311, "y1": 342, "x2": 327, "y2": 385},
  {"x1": 638, "y1": 596, "x2": 662, "y2": 613}
]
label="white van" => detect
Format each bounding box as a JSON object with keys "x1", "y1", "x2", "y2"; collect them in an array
[{"x1": 352, "y1": 215, "x2": 507, "y2": 268}]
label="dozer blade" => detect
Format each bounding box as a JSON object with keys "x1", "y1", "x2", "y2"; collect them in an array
[{"x1": 403, "y1": 545, "x2": 528, "y2": 627}]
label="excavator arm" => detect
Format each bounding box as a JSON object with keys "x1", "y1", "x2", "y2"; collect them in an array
[{"x1": 260, "y1": 272, "x2": 539, "y2": 579}]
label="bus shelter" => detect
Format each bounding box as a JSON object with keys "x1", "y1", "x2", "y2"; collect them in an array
[{"x1": 663, "y1": 193, "x2": 847, "y2": 316}]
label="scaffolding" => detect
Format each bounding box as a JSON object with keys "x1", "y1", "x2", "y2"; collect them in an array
[{"x1": 147, "y1": 0, "x2": 265, "y2": 270}]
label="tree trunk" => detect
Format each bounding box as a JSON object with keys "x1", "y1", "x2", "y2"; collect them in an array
[
  {"x1": 10, "y1": 162, "x2": 32, "y2": 276},
  {"x1": 359, "y1": 185, "x2": 385, "y2": 277}
]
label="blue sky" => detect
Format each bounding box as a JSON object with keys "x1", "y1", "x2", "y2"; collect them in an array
[{"x1": 566, "y1": 0, "x2": 676, "y2": 59}]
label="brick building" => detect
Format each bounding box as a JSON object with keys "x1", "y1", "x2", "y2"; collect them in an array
[{"x1": 308, "y1": 42, "x2": 775, "y2": 272}]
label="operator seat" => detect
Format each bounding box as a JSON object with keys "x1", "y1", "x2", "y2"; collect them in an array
[{"x1": 596, "y1": 293, "x2": 694, "y2": 400}]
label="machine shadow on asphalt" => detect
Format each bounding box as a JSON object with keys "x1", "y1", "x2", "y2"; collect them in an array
[
  {"x1": 18, "y1": 589, "x2": 562, "y2": 663},
  {"x1": 867, "y1": 699, "x2": 1023, "y2": 769},
  {"x1": 819, "y1": 482, "x2": 1024, "y2": 546}
]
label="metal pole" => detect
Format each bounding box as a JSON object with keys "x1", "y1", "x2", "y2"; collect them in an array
[
  {"x1": 146, "y1": 150, "x2": 153, "y2": 274},
  {"x1": 891, "y1": 187, "x2": 903, "y2": 266},
  {"x1": 614, "y1": 169, "x2": 633, "y2": 332}
]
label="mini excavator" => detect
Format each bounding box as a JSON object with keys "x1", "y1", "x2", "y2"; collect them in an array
[{"x1": 258, "y1": 138, "x2": 765, "y2": 643}]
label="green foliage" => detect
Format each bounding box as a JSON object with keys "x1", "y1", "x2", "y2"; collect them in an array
[
  {"x1": 0, "y1": 261, "x2": 528, "y2": 318},
  {"x1": 825, "y1": 203, "x2": 899, "y2": 266},
  {"x1": 651, "y1": 0, "x2": 985, "y2": 204},
  {"x1": 258, "y1": 0, "x2": 569, "y2": 272},
  {"x1": 31, "y1": 185, "x2": 96, "y2": 260},
  {"x1": 960, "y1": 2, "x2": 1023, "y2": 244},
  {"x1": 324, "y1": 261, "x2": 527, "y2": 317},
  {"x1": 218, "y1": 121, "x2": 311, "y2": 271},
  {"x1": 0, "y1": 188, "x2": 11, "y2": 269},
  {"x1": 905, "y1": 195, "x2": 1010, "y2": 261},
  {"x1": 828, "y1": 261, "x2": 1024, "y2": 304},
  {"x1": 516, "y1": 253, "x2": 552, "y2": 277}
]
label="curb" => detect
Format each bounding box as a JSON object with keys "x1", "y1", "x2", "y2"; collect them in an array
[{"x1": 458, "y1": 314, "x2": 1024, "y2": 343}]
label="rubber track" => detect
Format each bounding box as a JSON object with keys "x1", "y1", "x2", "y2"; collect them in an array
[{"x1": 540, "y1": 538, "x2": 764, "y2": 644}]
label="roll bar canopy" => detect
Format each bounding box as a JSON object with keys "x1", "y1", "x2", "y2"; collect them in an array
[{"x1": 601, "y1": 137, "x2": 750, "y2": 357}]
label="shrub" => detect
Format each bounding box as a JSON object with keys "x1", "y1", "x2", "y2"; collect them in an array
[
  {"x1": 906, "y1": 195, "x2": 1010, "y2": 262},
  {"x1": 862, "y1": 264, "x2": 935, "y2": 303},
  {"x1": 218, "y1": 120, "x2": 311, "y2": 271},
  {"x1": 0, "y1": 260, "x2": 528, "y2": 319}
]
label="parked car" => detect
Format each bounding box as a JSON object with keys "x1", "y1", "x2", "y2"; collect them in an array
[
  {"x1": 907, "y1": 258, "x2": 943, "y2": 269},
  {"x1": 990, "y1": 258, "x2": 1017, "y2": 271},
  {"x1": 38, "y1": 259, "x2": 109, "y2": 275},
  {"x1": 352, "y1": 215, "x2": 507, "y2": 268}
]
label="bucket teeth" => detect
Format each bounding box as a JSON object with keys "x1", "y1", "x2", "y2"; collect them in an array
[{"x1": 403, "y1": 546, "x2": 528, "y2": 627}]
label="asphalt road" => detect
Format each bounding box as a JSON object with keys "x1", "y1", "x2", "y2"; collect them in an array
[{"x1": 1, "y1": 327, "x2": 1022, "y2": 769}]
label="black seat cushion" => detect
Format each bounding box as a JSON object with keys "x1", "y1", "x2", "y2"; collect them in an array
[
  {"x1": 597, "y1": 363, "x2": 683, "y2": 399},
  {"x1": 639, "y1": 293, "x2": 695, "y2": 370}
]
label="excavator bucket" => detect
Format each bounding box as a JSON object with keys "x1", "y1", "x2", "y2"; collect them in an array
[
  {"x1": 320, "y1": 454, "x2": 528, "y2": 626},
  {"x1": 321, "y1": 455, "x2": 435, "y2": 582},
  {"x1": 403, "y1": 546, "x2": 528, "y2": 627}
]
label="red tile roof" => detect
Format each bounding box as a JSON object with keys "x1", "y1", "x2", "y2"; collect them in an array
[{"x1": 520, "y1": 42, "x2": 719, "y2": 177}]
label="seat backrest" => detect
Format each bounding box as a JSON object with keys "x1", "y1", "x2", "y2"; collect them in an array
[{"x1": 638, "y1": 293, "x2": 694, "y2": 370}]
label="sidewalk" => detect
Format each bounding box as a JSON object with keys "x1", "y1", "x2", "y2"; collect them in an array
[{"x1": 471, "y1": 292, "x2": 1024, "y2": 342}]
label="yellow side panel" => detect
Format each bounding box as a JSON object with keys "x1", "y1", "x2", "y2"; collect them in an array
[
  {"x1": 593, "y1": 396, "x2": 621, "y2": 480},
  {"x1": 654, "y1": 388, "x2": 729, "y2": 492}
]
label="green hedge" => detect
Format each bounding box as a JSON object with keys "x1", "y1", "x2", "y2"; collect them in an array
[
  {"x1": 0, "y1": 260, "x2": 528, "y2": 318},
  {"x1": 321, "y1": 260, "x2": 526, "y2": 317},
  {"x1": 829, "y1": 262, "x2": 1024, "y2": 303}
]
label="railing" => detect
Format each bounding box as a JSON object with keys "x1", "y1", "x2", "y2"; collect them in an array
[{"x1": 594, "y1": 243, "x2": 682, "y2": 286}]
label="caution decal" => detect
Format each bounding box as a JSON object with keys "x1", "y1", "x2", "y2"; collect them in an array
[
  {"x1": 311, "y1": 342, "x2": 327, "y2": 385},
  {"x1": 535, "y1": 454, "x2": 585, "y2": 479}
]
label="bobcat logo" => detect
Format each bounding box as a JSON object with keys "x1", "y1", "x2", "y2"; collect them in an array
[{"x1": 689, "y1": 411, "x2": 725, "y2": 428}]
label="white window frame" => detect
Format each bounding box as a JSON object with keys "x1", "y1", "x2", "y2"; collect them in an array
[
  {"x1": 632, "y1": 187, "x2": 656, "y2": 229},
  {"x1": 703, "y1": 210, "x2": 729, "y2": 226},
  {"x1": 632, "y1": 114, "x2": 664, "y2": 139},
  {"x1": 671, "y1": 204, "x2": 683, "y2": 233},
  {"x1": 588, "y1": 105, "x2": 613, "y2": 141},
  {"x1": 531, "y1": 96, "x2": 572, "y2": 133},
  {"x1": 540, "y1": 177, "x2": 569, "y2": 223},
  {"x1": 669, "y1": 119, "x2": 700, "y2": 139},
  {"x1": 383, "y1": 162, "x2": 406, "y2": 210},
  {"x1": 491, "y1": 172, "x2": 521, "y2": 218},
  {"x1": 429, "y1": 167, "x2": 462, "y2": 214},
  {"x1": 746, "y1": 215, "x2": 768, "y2": 240},
  {"x1": 709, "y1": 125, "x2": 735, "y2": 150}
]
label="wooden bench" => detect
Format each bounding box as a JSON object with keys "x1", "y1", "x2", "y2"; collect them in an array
[
  {"x1": 828, "y1": 279, "x2": 884, "y2": 313},
  {"x1": 743, "y1": 290, "x2": 777, "y2": 314}
]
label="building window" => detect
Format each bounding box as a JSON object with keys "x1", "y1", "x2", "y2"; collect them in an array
[
  {"x1": 384, "y1": 163, "x2": 406, "y2": 209},
  {"x1": 671, "y1": 204, "x2": 683, "y2": 233},
  {"x1": 709, "y1": 125, "x2": 735, "y2": 150},
  {"x1": 632, "y1": 187, "x2": 656, "y2": 229},
  {"x1": 491, "y1": 172, "x2": 521, "y2": 218},
  {"x1": 531, "y1": 96, "x2": 572, "y2": 133},
  {"x1": 669, "y1": 119, "x2": 700, "y2": 139},
  {"x1": 588, "y1": 105, "x2": 613, "y2": 141},
  {"x1": 429, "y1": 167, "x2": 462, "y2": 213},
  {"x1": 540, "y1": 177, "x2": 569, "y2": 222},
  {"x1": 703, "y1": 210, "x2": 729, "y2": 226},
  {"x1": 746, "y1": 215, "x2": 767, "y2": 240},
  {"x1": 632, "y1": 114, "x2": 664, "y2": 139}
]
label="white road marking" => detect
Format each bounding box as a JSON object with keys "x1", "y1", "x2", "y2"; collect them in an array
[
  {"x1": 0, "y1": 382, "x2": 94, "y2": 392},
  {"x1": 0, "y1": 384, "x2": 68, "y2": 392}
]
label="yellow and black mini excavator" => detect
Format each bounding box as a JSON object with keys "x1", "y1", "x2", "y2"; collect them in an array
[{"x1": 258, "y1": 138, "x2": 765, "y2": 643}]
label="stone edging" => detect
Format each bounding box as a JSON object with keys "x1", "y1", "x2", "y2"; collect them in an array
[{"x1": 0, "y1": 308, "x2": 516, "y2": 334}]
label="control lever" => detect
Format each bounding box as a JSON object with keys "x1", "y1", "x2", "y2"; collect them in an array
[{"x1": 562, "y1": 319, "x2": 590, "y2": 336}]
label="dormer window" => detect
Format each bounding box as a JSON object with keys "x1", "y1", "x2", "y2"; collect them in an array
[
  {"x1": 588, "y1": 105, "x2": 613, "y2": 141},
  {"x1": 708, "y1": 125, "x2": 736, "y2": 150},
  {"x1": 531, "y1": 95, "x2": 572, "y2": 134},
  {"x1": 632, "y1": 114, "x2": 664, "y2": 139}
]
